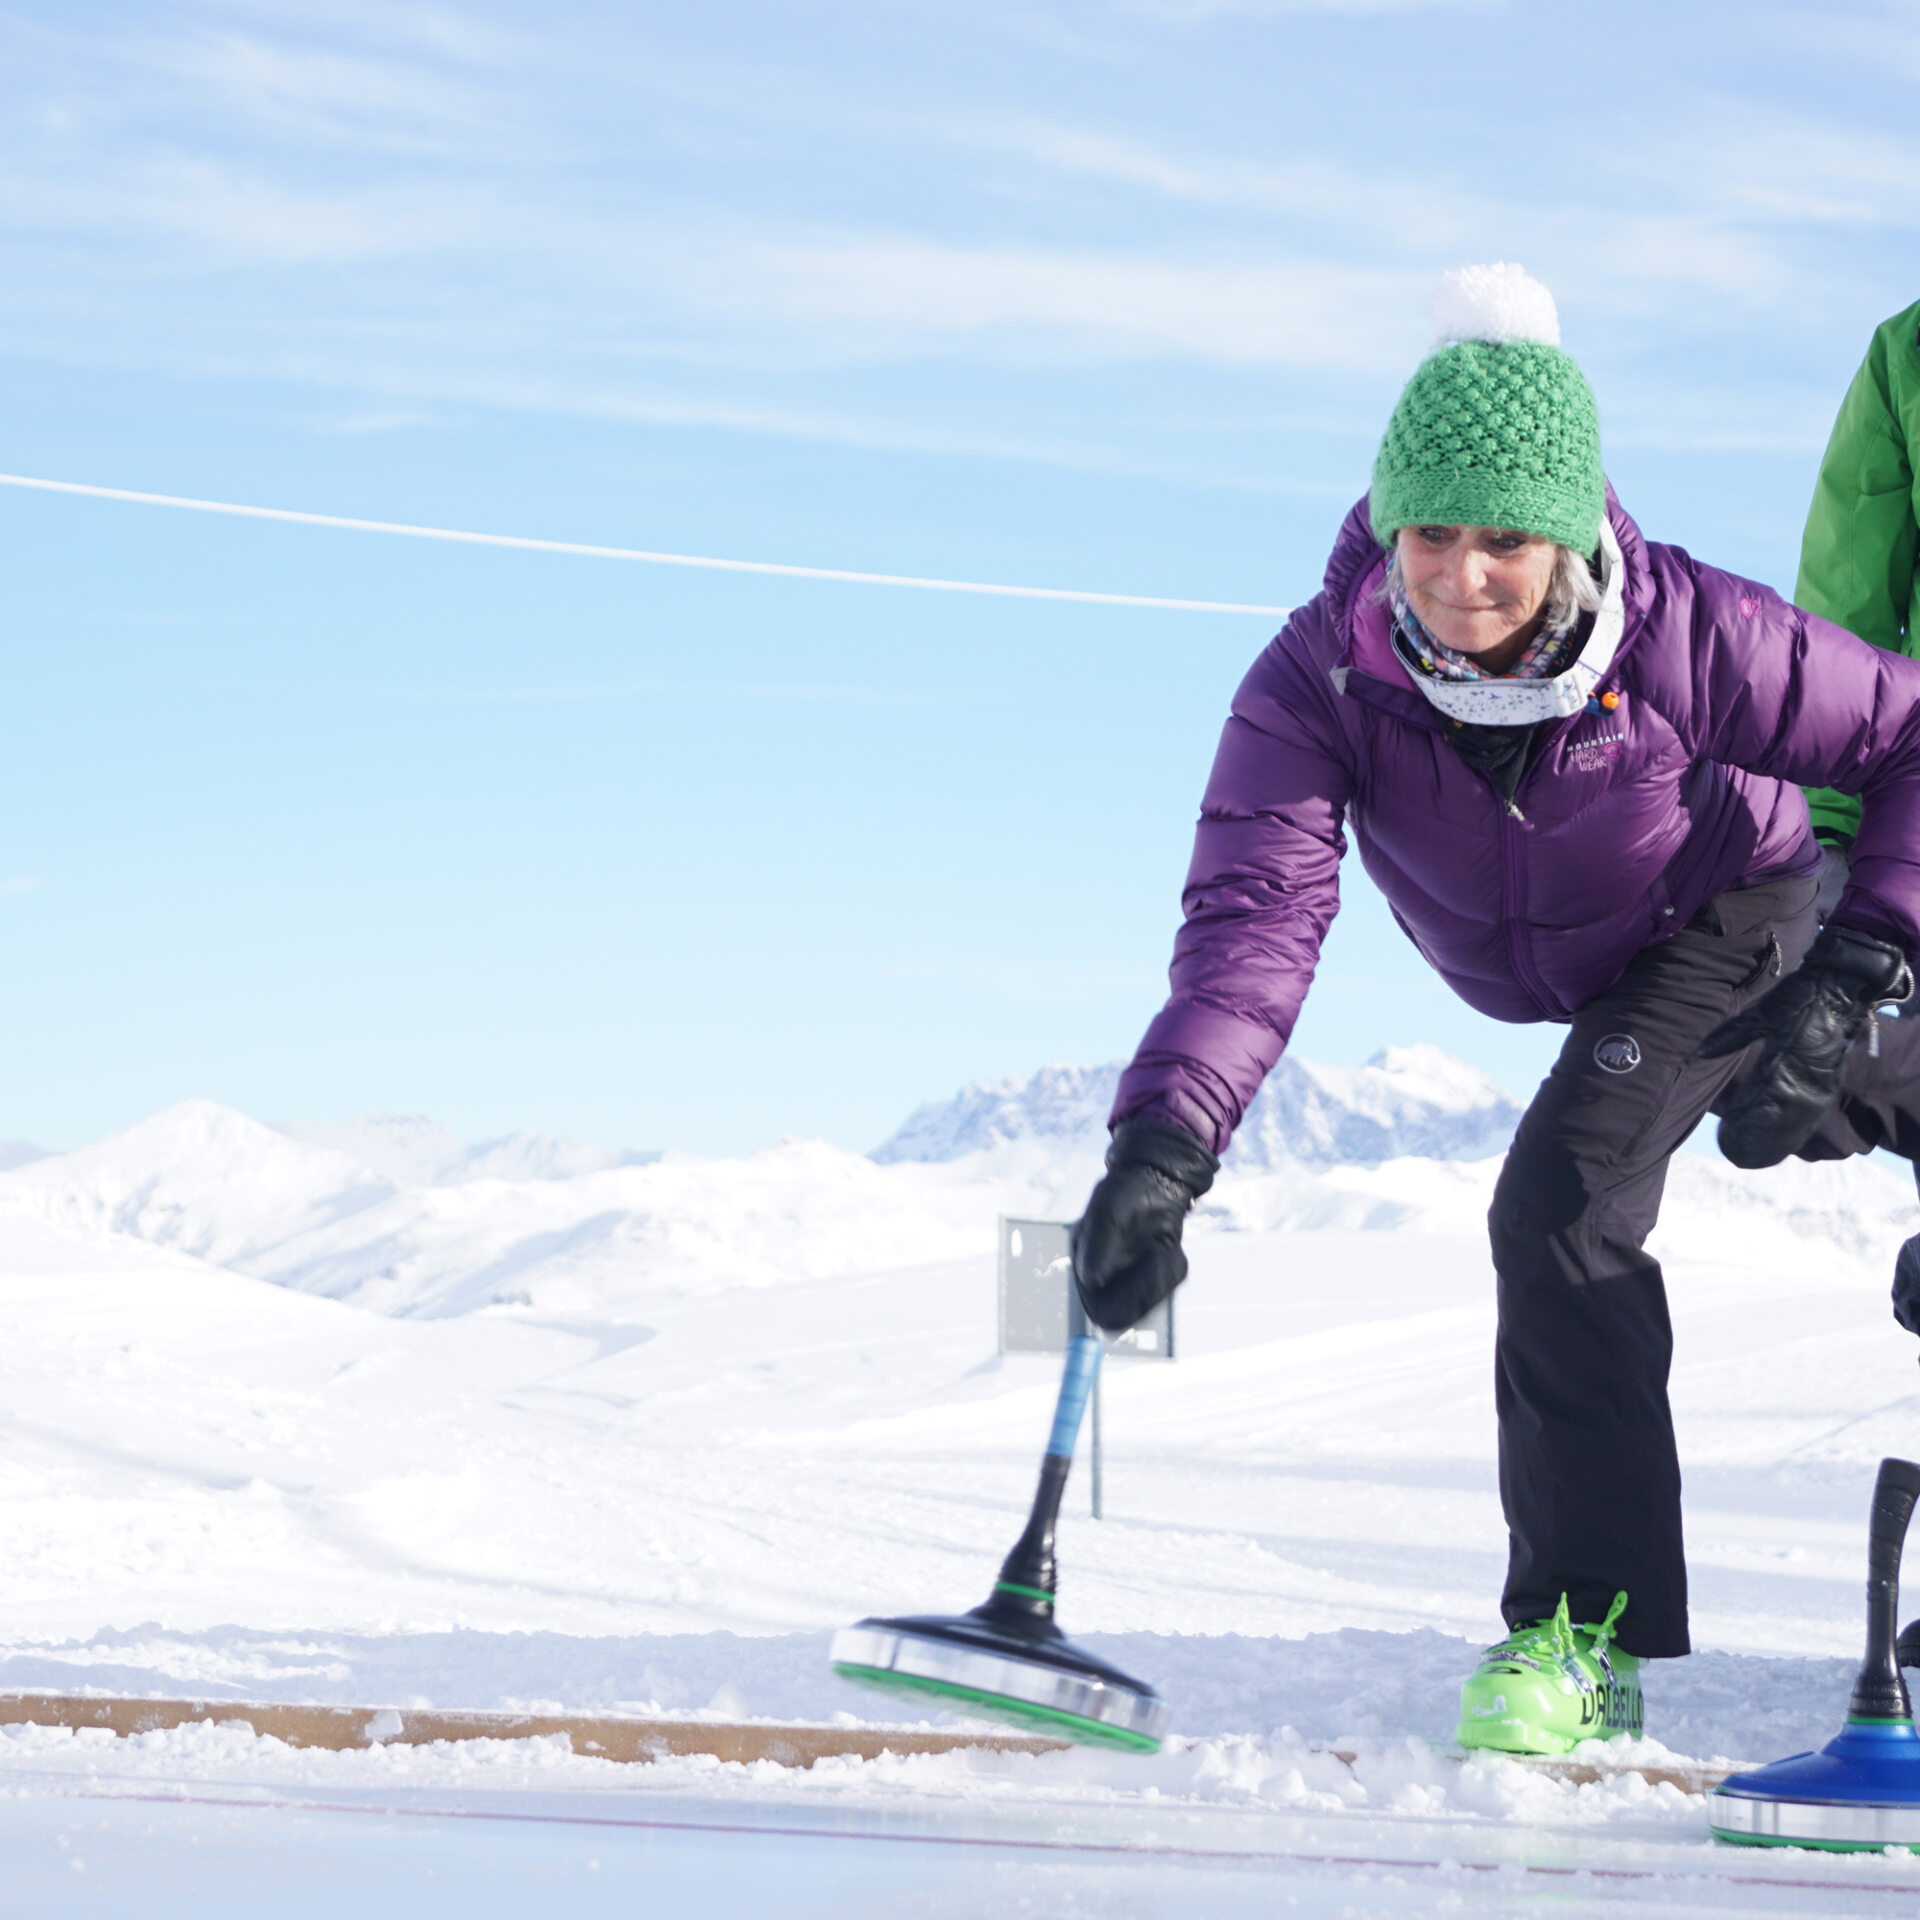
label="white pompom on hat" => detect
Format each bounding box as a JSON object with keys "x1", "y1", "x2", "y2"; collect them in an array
[{"x1": 1429, "y1": 262, "x2": 1561, "y2": 349}]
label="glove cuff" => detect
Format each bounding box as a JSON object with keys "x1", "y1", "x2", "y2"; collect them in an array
[
  {"x1": 1812, "y1": 924, "x2": 1916, "y2": 1009},
  {"x1": 1106, "y1": 1118, "x2": 1220, "y2": 1199}
]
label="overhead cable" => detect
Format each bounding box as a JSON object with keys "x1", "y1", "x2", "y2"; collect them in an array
[{"x1": 0, "y1": 472, "x2": 1291, "y2": 619}]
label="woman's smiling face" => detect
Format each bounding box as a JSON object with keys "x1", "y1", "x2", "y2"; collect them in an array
[{"x1": 1396, "y1": 524, "x2": 1558, "y2": 674}]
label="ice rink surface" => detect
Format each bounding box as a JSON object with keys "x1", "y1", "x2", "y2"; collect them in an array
[{"x1": 12, "y1": 1774, "x2": 1920, "y2": 1919}]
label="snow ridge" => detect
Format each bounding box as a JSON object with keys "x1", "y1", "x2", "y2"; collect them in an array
[
  {"x1": 871, "y1": 1062, "x2": 1120, "y2": 1163},
  {"x1": 282, "y1": 1115, "x2": 659, "y2": 1186},
  {"x1": 872, "y1": 1044, "x2": 1524, "y2": 1171},
  {"x1": 0, "y1": 1051, "x2": 1904, "y2": 1327}
]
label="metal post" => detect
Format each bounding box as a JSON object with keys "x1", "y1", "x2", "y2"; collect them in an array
[{"x1": 1090, "y1": 1359, "x2": 1104, "y2": 1520}]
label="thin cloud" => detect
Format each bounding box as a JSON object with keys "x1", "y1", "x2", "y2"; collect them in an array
[
  {"x1": 1650, "y1": 112, "x2": 1920, "y2": 232},
  {"x1": 200, "y1": 0, "x2": 524, "y2": 70},
  {"x1": 1761, "y1": 0, "x2": 1920, "y2": 90},
  {"x1": 689, "y1": 234, "x2": 1426, "y2": 370},
  {"x1": 1601, "y1": 390, "x2": 1839, "y2": 458},
  {"x1": 153, "y1": 29, "x2": 490, "y2": 147},
  {"x1": 101, "y1": 158, "x2": 497, "y2": 264},
  {"x1": 0, "y1": 0, "x2": 1905, "y2": 484},
  {"x1": 23, "y1": 5, "x2": 520, "y2": 156},
  {"x1": 1122, "y1": 0, "x2": 1491, "y2": 15},
  {"x1": 392, "y1": 681, "x2": 955, "y2": 707},
  {"x1": 968, "y1": 118, "x2": 1503, "y2": 253}
]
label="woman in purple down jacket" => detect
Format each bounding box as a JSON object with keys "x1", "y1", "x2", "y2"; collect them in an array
[{"x1": 1070, "y1": 264, "x2": 1920, "y2": 1755}]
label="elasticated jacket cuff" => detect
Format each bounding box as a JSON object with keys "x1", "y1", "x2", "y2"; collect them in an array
[
  {"x1": 1106, "y1": 1118, "x2": 1220, "y2": 1199},
  {"x1": 1811, "y1": 923, "x2": 1914, "y2": 1003}
]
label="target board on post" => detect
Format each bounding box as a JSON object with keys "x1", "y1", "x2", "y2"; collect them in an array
[{"x1": 996, "y1": 1218, "x2": 1173, "y2": 1359}]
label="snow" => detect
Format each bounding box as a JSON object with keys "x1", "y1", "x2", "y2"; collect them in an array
[
  {"x1": 0, "y1": 1048, "x2": 1915, "y2": 1910},
  {"x1": 281, "y1": 1114, "x2": 660, "y2": 1186}
]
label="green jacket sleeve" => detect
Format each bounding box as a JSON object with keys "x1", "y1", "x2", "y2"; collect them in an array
[{"x1": 1795, "y1": 303, "x2": 1920, "y2": 844}]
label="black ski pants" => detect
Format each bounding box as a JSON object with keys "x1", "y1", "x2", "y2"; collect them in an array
[{"x1": 1491, "y1": 869, "x2": 1920, "y2": 1658}]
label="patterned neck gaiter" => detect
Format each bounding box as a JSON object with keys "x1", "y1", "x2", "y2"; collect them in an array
[{"x1": 1388, "y1": 574, "x2": 1585, "y2": 684}]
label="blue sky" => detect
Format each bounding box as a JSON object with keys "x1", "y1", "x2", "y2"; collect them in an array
[{"x1": 0, "y1": 0, "x2": 1915, "y2": 1154}]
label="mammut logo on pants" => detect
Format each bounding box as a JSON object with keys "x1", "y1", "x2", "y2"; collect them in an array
[{"x1": 1594, "y1": 1034, "x2": 1641, "y2": 1074}]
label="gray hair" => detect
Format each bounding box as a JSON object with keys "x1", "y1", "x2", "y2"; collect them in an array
[{"x1": 1381, "y1": 541, "x2": 1603, "y2": 635}]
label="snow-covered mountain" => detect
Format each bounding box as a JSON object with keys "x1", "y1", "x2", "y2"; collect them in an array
[
  {"x1": 281, "y1": 1114, "x2": 659, "y2": 1186},
  {"x1": 0, "y1": 1049, "x2": 1904, "y2": 1325},
  {"x1": 0, "y1": 1100, "x2": 999, "y2": 1318},
  {"x1": 873, "y1": 1043, "x2": 1524, "y2": 1171},
  {"x1": 871, "y1": 1062, "x2": 1120, "y2": 1164}
]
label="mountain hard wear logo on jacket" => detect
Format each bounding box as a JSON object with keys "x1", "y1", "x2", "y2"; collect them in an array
[{"x1": 1570, "y1": 730, "x2": 1627, "y2": 774}]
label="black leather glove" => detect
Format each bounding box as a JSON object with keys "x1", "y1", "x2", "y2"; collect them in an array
[
  {"x1": 1070, "y1": 1119, "x2": 1219, "y2": 1332},
  {"x1": 1700, "y1": 924, "x2": 1914, "y2": 1170}
]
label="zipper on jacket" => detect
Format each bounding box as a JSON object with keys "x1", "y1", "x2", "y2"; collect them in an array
[
  {"x1": 1442, "y1": 721, "x2": 1562, "y2": 1017},
  {"x1": 1495, "y1": 785, "x2": 1559, "y2": 1018}
]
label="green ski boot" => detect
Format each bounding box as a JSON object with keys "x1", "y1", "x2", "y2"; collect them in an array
[{"x1": 1457, "y1": 1591, "x2": 1642, "y2": 1756}]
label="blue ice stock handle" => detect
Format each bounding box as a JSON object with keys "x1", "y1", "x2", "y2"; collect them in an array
[{"x1": 1045, "y1": 1334, "x2": 1102, "y2": 1460}]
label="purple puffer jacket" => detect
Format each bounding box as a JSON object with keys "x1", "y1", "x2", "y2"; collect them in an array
[{"x1": 1114, "y1": 493, "x2": 1920, "y2": 1154}]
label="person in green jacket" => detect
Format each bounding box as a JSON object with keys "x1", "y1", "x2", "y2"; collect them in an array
[
  {"x1": 1797, "y1": 297, "x2": 1920, "y2": 918},
  {"x1": 1796, "y1": 297, "x2": 1920, "y2": 1339}
]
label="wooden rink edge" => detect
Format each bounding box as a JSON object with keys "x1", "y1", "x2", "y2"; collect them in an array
[
  {"x1": 0, "y1": 1693, "x2": 1737, "y2": 1792},
  {"x1": 0, "y1": 1692, "x2": 1071, "y2": 1767}
]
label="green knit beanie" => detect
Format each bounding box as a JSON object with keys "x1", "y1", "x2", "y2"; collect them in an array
[{"x1": 1369, "y1": 265, "x2": 1603, "y2": 553}]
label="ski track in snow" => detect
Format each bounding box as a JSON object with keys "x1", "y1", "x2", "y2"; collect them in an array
[{"x1": 0, "y1": 1050, "x2": 1915, "y2": 1905}]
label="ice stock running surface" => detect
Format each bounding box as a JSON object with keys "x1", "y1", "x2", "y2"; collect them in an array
[{"x1": 0, "y1": 1050, "x2": 1916, "y2": 1910}]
